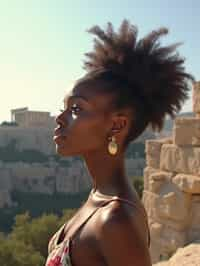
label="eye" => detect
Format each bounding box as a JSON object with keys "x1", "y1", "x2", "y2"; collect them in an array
[
  {"x1": 70, "y1": 104, "x2": 81, "y2": 113},
  {"x1": 59, "y1": 104, "x2": 81, "y2": 114}
]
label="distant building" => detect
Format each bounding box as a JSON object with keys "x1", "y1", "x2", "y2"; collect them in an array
[{"x1": 11, "y1": 107, "x2": 56, "y2": 127}]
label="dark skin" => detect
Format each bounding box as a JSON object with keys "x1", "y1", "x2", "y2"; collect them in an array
[{"x1": 54, "y1": 79, "x2": 152, "y2": 265}]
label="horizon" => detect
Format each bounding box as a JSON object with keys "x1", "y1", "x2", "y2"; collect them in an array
[{"x1": 1, "y1": 1, "x2": 199, "y2": 123}]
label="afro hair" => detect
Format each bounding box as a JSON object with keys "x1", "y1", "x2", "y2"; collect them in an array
[{"x1": 80, "y1": 19, "x2": 194, "y2": 144}]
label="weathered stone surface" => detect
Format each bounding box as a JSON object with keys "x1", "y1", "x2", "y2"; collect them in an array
[
  {"x1": 160, "y1": 226, "x2": 186, "y2": 253},
  {"x1": 160, "y1": 144, "x2": 200, "y2": 176},
  {"x1": 150, "y1": 222, "x2": 163, "y2": 239},
  {"x1": 187, "y1": 196, "x2": 200, "y2": 242},
  {"x1": 173, "y1": 117, "x2": 200, "y2": 146},
  {"x1": 143, "y1": 166, "x2": 158, "y2": 191},
  {"x1": 172, "y1": 173, "x2": 200, "y2": 194},
  {"x1": 145, "y1": 138, "x2": 172, "y2": 169},
  {"x1": 145, "y1": 85, "x2": 200, "y2": 265},
  {"x1": 193, "y1": 81, "x2": 200, "y2": 114},
  {"x1": 0, "y1": 160, "x2": 92, "y2": 197},
  {"x1": 142, "y1": 186, "x2": 191, "y2": 231},
  {"x1": 149, "y1": 171, "x2": 173, "y2": 194},
  {"x1": 150, "y1": 223, "x2": 186, "y2": 264},
  {"x1": 153, "y1": 242, "x2": 200, "y2": 266},
  {"x1": 154, "y1": 182, "x2": 191, "y2": 224},
  {"x1": 0, "y1": 127, "x2": 55, "y2": 155},
  {"x1": 142, "y1": 190, "x2": 159, "y2": 220}
]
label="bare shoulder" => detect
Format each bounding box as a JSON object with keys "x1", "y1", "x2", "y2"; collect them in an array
[{"x1": 97, "y1": 200, "x2": 152, "y2": 266}]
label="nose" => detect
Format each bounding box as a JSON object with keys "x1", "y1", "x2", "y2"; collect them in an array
[{"x1": 55, "y1": 112, "x2": 66, "y2": 127}]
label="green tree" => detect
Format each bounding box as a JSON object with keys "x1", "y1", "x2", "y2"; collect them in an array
[
  {"x1": 0, "y1": 234, "x2": 44, "y2": 266},
  {"x1": 130, "y1": 176, "x2": 144, "y2": 198}
]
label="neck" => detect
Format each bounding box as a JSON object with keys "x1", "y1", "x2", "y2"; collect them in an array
[{"x1": 83, "y1": 149, "x2": 132, "y2": 196}]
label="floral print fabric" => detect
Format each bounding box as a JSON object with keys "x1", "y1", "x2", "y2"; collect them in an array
[{"x1": 45, "y1": 223, "x2": 73, "y2": 266}]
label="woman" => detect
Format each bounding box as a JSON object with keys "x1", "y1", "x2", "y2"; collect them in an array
[{"x1": 45, "y1": 20, "x2": 193, "y2": 266}]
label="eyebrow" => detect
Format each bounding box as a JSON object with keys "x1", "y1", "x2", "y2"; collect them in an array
[{"x1": 63, "y1": 95, "x2": 90, "y2": 105}]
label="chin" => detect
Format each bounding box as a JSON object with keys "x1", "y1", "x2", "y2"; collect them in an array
[{"x1": 55, "y1": 144, "x2": 78, "y2": 157}]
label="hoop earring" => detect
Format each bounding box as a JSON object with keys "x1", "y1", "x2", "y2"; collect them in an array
[{"x1": 108, "y1": 136, "x2": 118, "y2": 155}]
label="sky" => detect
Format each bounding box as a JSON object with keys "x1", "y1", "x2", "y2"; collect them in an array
[{"x1": 0, "y1": 0, "x2": 200, "y2": 122}]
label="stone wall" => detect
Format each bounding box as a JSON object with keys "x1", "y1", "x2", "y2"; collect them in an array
[
  {"x1": 142, "y1": 81, "x2": 200, "y2": 263},
  {"x1": 0, "y1": 126, "x2": 56, "y2": 155},
  {"x1": 0, "y1": 159, "x2": 92, "y2": 207}
]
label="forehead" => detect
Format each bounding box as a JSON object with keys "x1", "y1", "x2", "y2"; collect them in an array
[{"x1": 64, "y1": 81, "x2": 116, "y2": 111}]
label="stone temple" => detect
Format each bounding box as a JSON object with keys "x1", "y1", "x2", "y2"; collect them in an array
[{"x1": 11, "y1": 107, "x2": 56, "y2": 128}]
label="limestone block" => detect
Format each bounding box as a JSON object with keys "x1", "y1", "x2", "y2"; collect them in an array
[
  {"x1": 160, "y1": 144, "x2": 200, "y2": 176},
  {"x1": 145, "y1": 138, "x2": 172, "y2": 169},
  {"x1": 149, "y1": 171, "x2": 173, "y2": 194},
  {"x1": 153, "y1": 242, "x2": 200, "y2": 266},
  {"x1": 169, "y1": 242, "x2": 200, "y2": 266},
  {"x1": 172, "y1": 173, "x2": 200, "y2": 194},
  {"x1": 143, "y1": 166, "x2": 158, "y2": 191},
  {"x1": 160, "y1": 226, "x2": 186, "y2": 255},
  {"x1": 149, "y1": 223, "x2": 164, "y2": 263},
  {"x1": 150, "y1": 224, "x2": 186, "y2": 264},
  {"x1": 193, "y1": 81, "x2": 200, "y2": 114},
  {"x1": 142, "y1": 190, "x2": 159, "y2": 220},
  {"x1": 154, "y1": 181, "x2": 191, "y2": 225},
  {"x1": 188, "y1": 196, "x2": 200, "y2": 234},
  {"x1": 150, "y1": 222, "x2": 163, "y2": 239},
  {"x1": 173, "y1": 117, "x2": 200, "y2": 146}
]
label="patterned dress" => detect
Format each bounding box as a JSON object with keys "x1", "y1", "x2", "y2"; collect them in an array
[
  {"x1": 45, "y1": 194, "x2": 150, "y2": 266},
  {"x1": 45, "y1": 222, "x2": 73, "y2": 266}
]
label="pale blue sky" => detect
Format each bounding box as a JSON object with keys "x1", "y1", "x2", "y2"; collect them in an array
[{"x1": 0, "y1": 0, "x2": 199, "y2": 122}]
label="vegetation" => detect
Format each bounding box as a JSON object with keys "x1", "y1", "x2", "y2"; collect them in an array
[
  {"x1": 0, "y1": 175, "x2": 144, "y2": 233},
  {"x1": 0, "y1": 190, "x2": 90, "y2": 233},
  {"x1": 131, "y1": 176, "x2": 144, "y2": 198},
  {"x1": 0, "y1": 210, "x2": 76, "y2": 266},
  {"x1": 0, "y1": 121, "x2": 18, "y2": 126},
  {"x1": 0, "y1": 176, "x2": 144, "y2": 265},
  {"x1": 0, "y1": 139, "x2": 49, "y2": 163}
]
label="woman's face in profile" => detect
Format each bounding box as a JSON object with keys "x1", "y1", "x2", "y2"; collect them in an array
[{"x1": 54, "y1": 82, "x2": 116, "y2": 157}]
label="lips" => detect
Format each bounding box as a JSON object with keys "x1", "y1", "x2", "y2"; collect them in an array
[
  {"x1": 54, "y1": 127, "x2": 67, "y2": 143},
  {"x1": 54, "y1": 125, "x2": 68, "y2": 136}
]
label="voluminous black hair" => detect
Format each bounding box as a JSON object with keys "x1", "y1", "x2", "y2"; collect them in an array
[{"x1": 78, "y1": 19, "x2": 194, "y2": 146}]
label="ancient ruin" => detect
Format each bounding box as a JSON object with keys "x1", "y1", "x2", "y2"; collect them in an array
[
  {"x1": 143, "y1": 81, "x2": 200, "y2": 263},
  {"x1": 11, "y1": 107, "x2": 56, "y2": 128}
]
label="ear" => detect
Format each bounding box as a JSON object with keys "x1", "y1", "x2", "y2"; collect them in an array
[{"x1": 110, "y1": 114, "x2": 128, "y2": 135}]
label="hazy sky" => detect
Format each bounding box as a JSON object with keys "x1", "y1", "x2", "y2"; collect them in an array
[{"x1": 0, "y1": 0, "x2": 199, "y2": 122}]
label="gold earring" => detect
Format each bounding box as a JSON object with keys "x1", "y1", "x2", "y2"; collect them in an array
[{"x1": 108, "y1": 136, "x2": 118, "y2": 155}]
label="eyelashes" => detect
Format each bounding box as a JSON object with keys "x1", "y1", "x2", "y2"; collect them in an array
[{"x1": 59, "y1": 104, "x2": 81, "y2": 114}]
